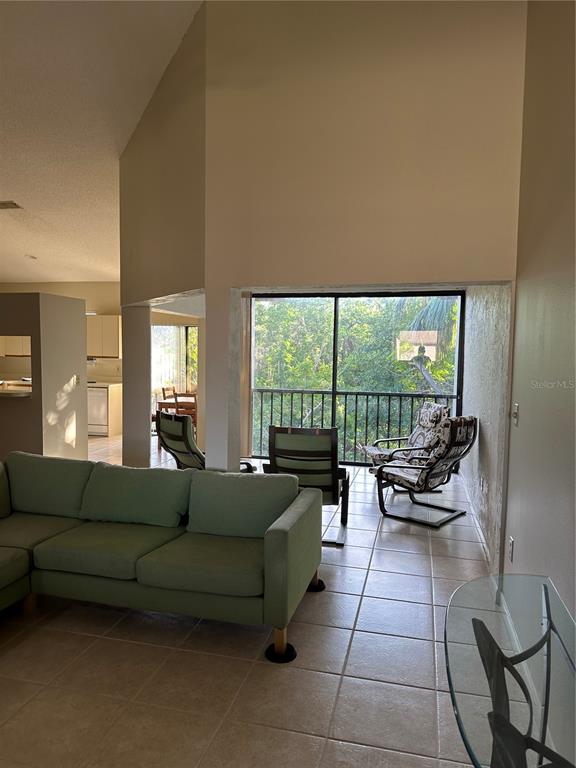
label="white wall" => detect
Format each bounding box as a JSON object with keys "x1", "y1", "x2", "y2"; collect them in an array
[
  {"x1": 122, "y1": 305, "x2": 152, "y2": 467},
  {"x1": 0, "y1": 293, "x2": 87, "y2": 459},
  {"x1": 504, "y1": 1, "x2": 575, "y2": 612},
  {"x1": 120, "y1": 6, "x2": 205, "y2": 307},
  {"x1": 40, "y1": 294, "x2": 87, "y2": 459},
  {"x1": 0, "y1": 294, "x2": 43, "y2": 458},
  {"x1": 205, "y1": 1, "x2": 527, "y2": 289},
  {"x1": 460, "y1": 285, "x2": 512, "y2": 570},
  {"x1": 0, "y1": 282, "x2": 120, "y2": 314}
]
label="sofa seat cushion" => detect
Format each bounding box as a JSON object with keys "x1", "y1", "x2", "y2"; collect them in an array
[
  {"x1": 0, "y1": 513, "x2": 84, "y2": 552},
  {"x1": 137, "y1": 532, "x2": 264, "y2": 597},
  {"x1": 5, "y1": 452, "x2": 94, "y2": 518},
  {"x1": 33, "y1": 522, "x2": 184, "y2": 580},
  {"x1": 0, "y1": 547, "x2": 29, "y2": 588},
  {"x1": 80, "y1": 463, "x2": 193, "y2": 527}
]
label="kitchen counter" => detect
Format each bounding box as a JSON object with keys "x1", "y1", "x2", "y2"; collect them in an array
[
  {"x1": 87, "y1": 382, "x2": 122, "y2": 388},
  {"x1": 0, "y1": 380, "x2": 32, "y2": 397},
  {"x1": 0, "y1": 389, "x2": 31, "y2": 398}
]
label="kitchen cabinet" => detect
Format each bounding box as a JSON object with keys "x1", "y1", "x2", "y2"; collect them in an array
[
  {"x1": 0, "y1": 336, "x2": 31, "y2": 356},
  {"x1": 86, "y1": 316, "x2": 122, "y2": 358},
  {"x1": 88, "y1": 384, "x2": 122, "y2": 436}
]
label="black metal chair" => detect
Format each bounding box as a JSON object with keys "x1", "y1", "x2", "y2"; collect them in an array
[
  {"x1": 375, "y1": 415, "x2": 478, "y2": 528},
  {"x1": 472, "y1": 584, "x2": 574, "y2": 768},
  {"x1": 488, "y1": 713, "x2": 573, "y2": 768},
  {"x1": 263, "y1": 426, "x2": 349, "y2": 547},
  {"x1": 156, "y1": 411, "x2": 254, "y2": 473}
]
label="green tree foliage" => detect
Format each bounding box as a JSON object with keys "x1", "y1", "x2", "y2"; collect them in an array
[
  {"x1": 186, "y1": 326, "x2": 199, "y2": 391},
  {"x1": 254, "y1": 296, "x2": 458, "y2": 394},
  {"x1": 253, "y1": 297, "x2": 334, "y2": 390}
]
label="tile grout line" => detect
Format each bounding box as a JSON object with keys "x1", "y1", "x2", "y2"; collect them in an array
[
  {"x1": 77, "y1": 643, "x2": 211, "y2": 768},
  {"x1": 315, "y1": 471, "x2": 383, "y2": 767},
  {"x1": 188, "y1": 653, "x2": 259, "y2": 768}
]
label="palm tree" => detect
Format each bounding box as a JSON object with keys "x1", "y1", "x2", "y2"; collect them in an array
[
  {"x1": 408, "y1": 296, "x2": 457, "y2": 355},
  {"x1": 395, "y1": 296, "x2": 458, "y2": 393}
]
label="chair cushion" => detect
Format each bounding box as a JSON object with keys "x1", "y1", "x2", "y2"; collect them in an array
[
  {"x1": 33, "y1": 522, "x2": 183, "y2": 580},
  {"x1": 137, "y1": 532, "x2": 264, "y2": 597},
  {"x1": 157, "y1": 413, "x2": 205, "y2": 470},
  {"x1": 80, "y1": 463, "x2": 193, "y2": 527},
  {"x1": 0, "y1": 513, "x2": 84, "y2": 551},
  {"x1": 0, "y1": 547, "x2": 29, "y2": 588},
  {"x1": 5, "y1": 452, "x2": 94, "y2": 518},
  {"x1": 423, "y1": 420, "x2": 452, "y2": 463},
  {"x1": 417, "y1": 401, "x2": 449, "y2": 429},
  {"x1": 188, "y1": 471, "x2": 298, "y2": 538},
  {"x1": 380, "y1": 464, "x2": 425, "y2": 491}
]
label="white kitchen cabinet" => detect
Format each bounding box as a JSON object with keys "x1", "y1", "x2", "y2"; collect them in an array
[
  {"x1": 88, "y1": 384, "x2": 122, "y2": 436},
  {"x1": 86, "y1": 316, "x2": 122, "y2": 358},
  {"x1": 0, "y1": 336, "x2": 31, "y2": 356}
]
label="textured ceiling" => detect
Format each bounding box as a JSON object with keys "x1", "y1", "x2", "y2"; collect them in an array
[{"x1": 0, "y1": 1, "x2": 199, "y2": 283}]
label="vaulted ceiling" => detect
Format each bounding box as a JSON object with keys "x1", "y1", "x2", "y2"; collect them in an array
[{"x1": 0, "y1": 1, "x2": 199, "y2": 283}]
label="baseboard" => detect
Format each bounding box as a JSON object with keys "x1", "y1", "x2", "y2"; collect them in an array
[{"x1": 459, "y1": 474, "x2": 492, "y2": 567}]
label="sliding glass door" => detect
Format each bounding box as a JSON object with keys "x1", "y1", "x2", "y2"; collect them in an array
[
  {"x1": 151, "y1": 325, "x2": 199, "y2": 414},
  {"x1": 251, "y1": 292, "x2": 463, "y2": 462}
]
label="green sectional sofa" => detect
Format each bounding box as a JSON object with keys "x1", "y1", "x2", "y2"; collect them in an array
[{"x1": 0, "y1": 451, "x2": 323, "y2": 661}]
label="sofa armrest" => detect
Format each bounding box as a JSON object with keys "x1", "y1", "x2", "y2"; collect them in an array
[
  {"x1": 0, "y1": 462, "x2": 11, "y2": 519},
  {"x1": 263, "y1": 488, "x2": 322, "y2": 628}
]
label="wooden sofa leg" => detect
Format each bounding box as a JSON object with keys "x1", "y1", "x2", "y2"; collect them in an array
[
  {"x1": 275, "y1": 628, "x2": 287, "y2": 655},
  {"x1": 21, "y1": 592, "x2": 37, "y2": 616},
  {"x1": 307, "y1": 570, "x2": 326, "y2": 593},
  {"x1": 265, "y1": 627, "x2": 297, "y2": 664}
]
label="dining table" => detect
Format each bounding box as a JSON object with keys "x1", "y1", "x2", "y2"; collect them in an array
[
  {"x1": 157, "y1": 395, "x2": 196, "y2": 417},
  {"x1": 445, "y1": 574, "x2": 575, "y2": 768}
]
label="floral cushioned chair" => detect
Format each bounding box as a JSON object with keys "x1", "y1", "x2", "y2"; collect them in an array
[
  {"x1": 361, "y1": 401, "x2": 450, "y2": 471},
  {"x1": 375, "y1": 415, "x2": 478, "y2": 528}
]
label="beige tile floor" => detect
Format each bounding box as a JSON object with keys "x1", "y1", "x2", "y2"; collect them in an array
[{"x1": 0, "y1": 438, "x2": 493, "y2": 768}]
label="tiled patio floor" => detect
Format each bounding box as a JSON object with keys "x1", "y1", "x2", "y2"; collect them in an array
[{"x1": 0, "y1": 440, "x2": 491, "y2": 767}]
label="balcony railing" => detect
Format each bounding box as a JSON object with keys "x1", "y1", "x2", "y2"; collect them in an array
[{"x1": 252, "y1": 388, "x2": 458, "y2": 464}]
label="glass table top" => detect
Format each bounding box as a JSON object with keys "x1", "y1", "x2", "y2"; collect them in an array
[{"x1": 445, "y1": 575, "x2": 575, "y2": 768}]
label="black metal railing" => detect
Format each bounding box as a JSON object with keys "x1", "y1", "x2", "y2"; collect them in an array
[{"x1": 252, "y1": 388, "x2": 458, "y2": 464}]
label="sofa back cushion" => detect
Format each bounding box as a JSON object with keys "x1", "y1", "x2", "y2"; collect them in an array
[
  {"x1": 5, "y1": 451, "x2": 94, "y2": 518},
  {"x1": 188, "y1": 471, "x2": 298, "y2": 538},
  {"x1": 0, "y1": 463, "x2": 11, "y2": 519},
  {"x1": 80, "y1": 463, "x2": 193, "y2": 527}
]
